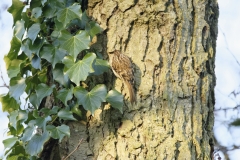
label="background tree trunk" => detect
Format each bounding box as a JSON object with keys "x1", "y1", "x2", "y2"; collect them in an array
[{"x1": 51, "y1": 0, "x2": 218, "y2": 159}]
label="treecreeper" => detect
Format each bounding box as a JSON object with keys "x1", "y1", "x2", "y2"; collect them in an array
[{"x1": 109, "y1": 50, "x2": 136, "y2": 104}]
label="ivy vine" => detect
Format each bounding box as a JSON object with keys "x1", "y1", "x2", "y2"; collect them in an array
[{"x1": 0, "y1": 0, "x2": 123, "y2": 159}]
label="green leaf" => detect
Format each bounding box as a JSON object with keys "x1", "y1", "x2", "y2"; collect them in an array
[
  {"x1": 57, "y1": 109, "x2": 76, "y2": 121},
  {"x1": 63, "y1": 53, "x2": 96, "y2": 85},
  {"x1": 42, "y1": 4, "x2": 56, "y2": 18},
  {"x1": 30, "y1": 0, "x2": 41, "y2": 9},
  {"x1": 8, "y1": 0, "x2": 25, "y2": 25},
  {"x1": 0, "y1": 94, "x2": 19, "y2": 112},
  {"x1": 25, "y1": 76, "x2": 39, "y2": 94},
  {"x1": 74, "y1": 84, "x2": 107, "y2": 114},
  {"x1": 9, "y1": 111, "x2": 18, "y2": 130},
  {"x1": 29, "y1": 93, "x2": 41, "y2": 108},
  {"x1": 31, "y1": 7, "x2": 42, "y2": 19},
  {"x1": 3, "y1": 137, "x2": 18, "y2": 149},
  {"x1": 106, "y1": 90, "x2": 123, "y2": 113},
  {"x1": 4, "y1": 56, "x2": 23, "y2": 78},
  {"x1": 62, "y1": 55, "x2": 74, "y2": 69},
  {"x1": 39, "y1": 106, "x2": 59, "y2": 117},
  {"x1": 17, "y1": 110, "x2": 28, "y2": 123},
  {"x1": 15, "y1": 122, "x2": 25, "y2": 136},
  {"x1": 53, "y1": 64, "x2": 69, "y2": 87},
  {"x1": 7, "y1": 36, "x2": 21, "y2": 60},
  {"x1": 7, "y1": 144, "x2": 27, "y2": 159},
  {"x1": 31, "y1": 55, "x2": 41, "y2": 69},
  {"x1": 47, "y1": 124, "x2": 70, "y2": 142},
  {"x1": 79, "y1": 11, "x2": 90, "y2": 28},
  {"x1": 25, "y1": 131, "x2": 50, "y2": 156},
  {"x1": 21, "y1": 11, "x2": 32, "y2": 29},
  {"x1": 41, "y1": 0, "x2": 47, "y2": 5},
  {"x1": 35, "y1": 84, "x2": 54, "y2": 105},
  {"x1": 56, "y1": 88, "x2": 73, "y2": 106},
  {"x1": 59, "y1": 30, "x2": 90, "y2": 61},
  {"x1": 40, "y1": 45, "x2": 67, "y2": 68},
  {"x1": 54, "y1": 19, "x2": 64, "y2": 31},
  {"x1": 34, "y1": 116, "x2": 51, "y2": 131},
  {"x1": 57, "y1": 3, "x2": 82, "y2": 27},
  {"x1": 86, "y1": 21, "x2": 102, "y2": 38},
  {"x1": 38, "y1": 68, "x2": 48, "y2": 83},
  {"x1": 27, "y1": 23, "x2": 41, "y2": 43},
  {"x1": 92, "y1": 59, "x2": 110, "y2": 75},
  {"x1": 9, "y1": 77, "x2": 27, "y2": 101},
  {"x1": 14, "y1": 20, "x2": 25, "y2": 40},
  {"x1": 21, "y1": 126, "x2": 35, "y2": 142},
  {"x1": 48, "y1": 0, "x2": 66, "y2": 11},
  {"x1": 21, "y1": 39, "x2": 32, "y2": 57},
  {"x1": 71, "y1": 104, "x2": 82, "y2": 117},
  {"x1": 30, "y1": 38, "x2": 44, "y2": 57}
]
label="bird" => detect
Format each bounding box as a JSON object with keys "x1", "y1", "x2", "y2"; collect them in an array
[{"x1": 109, "y1": 50, "x2": 136, "y2": 104}]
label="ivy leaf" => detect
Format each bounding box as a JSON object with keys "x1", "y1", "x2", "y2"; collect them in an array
[
  {"x1": 59, "y1": 30, "x2": 90, "y2": 61},
  {"x1": 57, "y1": 109, "x2": 76, "y2": 121},
  {"x1": 38, "y1": 67, "x2": 48, "y2": 83},
  {"x1": 63, "y1": 53, "x2": 96, "y2": 85},
  {"x1": 30, "y1": 38, "x2": 44, "y2": 57},
  {"x1": 31, "y1": 7, "x2": 42, "y2": 19},
  {"x1": 8, "y1": 0, "x2": 25, "y2": 25},
  {"x1": 9, "y1": 111, "x2": 18, "y2": 130},
  {"x1": 53, "y1": 64, "x2": 69, "y2": 87},
  {"x1": 74, "y1": 84, "x2": 107, "y2": 114},
  {"x1": 53, "y1": 64, "x2": 70, "y2": 87},
  {"x1": 30, "y1": 0, "x2": 41, "y2": 9},
  {"x1": 35, "y1": 84, "x2": 54, "y2": 105},
  {"x1": 27, "y1": 23, "x2": 41, "y2": 44},
  {"x1": 57, "y1": 3, "x2": 82, "y2": 27},
  {"x1": 9, "y1": 77, "x2": 26, "y2": 101},
  {"x1": 41, "y1": 0, "x2": 47, "y2": 5},
  {"x1": 40, "y1": 106, "x2": 59, "y2": 117},
  {"x1": 86, "y1": 21, "x2": 103, "y2": 38},
  {"x1": 31, "y1": 55, "x2": 41, "y2": 69},
  {"x1": 6, "y1": 144, "x2": 26, "y2": 158},
  {"x1": 56, "y1": 88, "x2": 73, "y2": 106},
  {"x1": 0, "y1": 94, "x2": 19, "y2": 112},
  {"x1": 21, "y1": 38, "x2": 44, "y2": 58},
  {"x1": 29, "y1": 93, "x2": 41, "y2": 108},
  {"x1": 34, "y1": 116, "x2": 52, "y2": 131},
  {"x1": 21, "y1": 39, "x2": 32, "y2": 57},
  {"x1": 21, "y1": 126, "x2": 35, "y2": 142},
  {"x1": 3, "y1": 137, "x2": 18, "y2": 149},
  {"x1": 79, "y1": 11, "x2": 90, "y2": 28},
  {"x1": 25, "y1": 131, "x2": 50, "y2": 156},
  {"x1": 40, "y1": 45, "x2": 67, "y2": 68},
  {"x1": 25, "y1": 75, "x2": 39, "y2": 93},
  {"x1": 4, "y1": 56, "x2": 23, "y2": 78},
  {"x1": 106, "y1": 90, "x2": 123, "y2": 113},
  {"x1": 92, "y1": 59, "x2": 110, "y2": 75},
  {"x1": 42, "y1": 3, "x2": 56, "y2": 18},
  {"x1": 54, "y1": 19, "x2": 64, "y2": 31},
  {"x1": 14, "y1": 20, "x2": 25, "y2": 40},
  {"x1": 47, "y1": 124, "x2": 70, "y2": 142},
  {"x1": 17, "y1": 110, "x2": 28, "y2": 123},
  {"x1": 62, "y1": 55, "x2": 74, "y2": 69},
  {"x1": 7, "y1": 36, "x2": 21, "y2": 60},
  {"x1": 71, "y1": 104, "x2": 82, "y2": 117}
]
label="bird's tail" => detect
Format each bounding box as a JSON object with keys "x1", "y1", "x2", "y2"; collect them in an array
[{"x1": 125, "y1": 81, "x2": 136, "y2": 104}]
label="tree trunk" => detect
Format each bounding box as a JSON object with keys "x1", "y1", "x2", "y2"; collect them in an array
[{"x1": 48, "y1": 0, "x2": 218, "y2": 159}]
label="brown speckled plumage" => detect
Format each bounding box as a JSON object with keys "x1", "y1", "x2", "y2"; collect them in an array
[{"x1": 110, "y1": 50, "x2": 136, "y2": 104}]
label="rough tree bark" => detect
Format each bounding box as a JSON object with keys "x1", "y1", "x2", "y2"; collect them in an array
[{"x1": 44, "y1": 0, "x2": 218, "y2": 159}]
